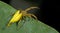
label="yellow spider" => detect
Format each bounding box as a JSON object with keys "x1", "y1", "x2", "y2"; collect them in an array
[{"x1": 6, "y1": 6, "x2": 39, "y2": 28}]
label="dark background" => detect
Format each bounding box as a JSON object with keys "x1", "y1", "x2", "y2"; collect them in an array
[{"x1": 1, "y1": 0, "x2": 59, "y2": 32}]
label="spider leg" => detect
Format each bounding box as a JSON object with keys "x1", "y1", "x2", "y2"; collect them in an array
[
  {"x1": 26, "y1": 14, "x2": 38, "y2": 20},
  {"x1": 26, "y1": 14, "x2": 32, "y2": 18},
  {"x1": 24, "y1": 7, "x2": 39, "y2": 12},
  {"x1": 30, "y1": 14, "x2": 38, "y2": 20},
  {"x1": 16, "y1": 21, "x2": 19, "y2": 30},
  {"x1": 16, "y1": 17, "x2": 23, "y2": 30}
]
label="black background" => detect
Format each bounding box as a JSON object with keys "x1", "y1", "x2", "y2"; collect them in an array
[{"x1": 1, "y1": 0, "x2": 59, "y2": 32}]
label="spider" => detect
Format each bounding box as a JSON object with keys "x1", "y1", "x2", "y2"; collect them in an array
[{"x1": 6, "y1": 6, "x2": 39, "y2": 28}]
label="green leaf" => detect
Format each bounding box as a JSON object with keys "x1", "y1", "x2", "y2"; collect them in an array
[{"x1": 0, "y1": 1, "x2": 59, "y2": 33}]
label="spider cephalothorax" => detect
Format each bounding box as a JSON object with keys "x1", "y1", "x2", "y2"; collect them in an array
[{"x1": 6, "y1": 7, "x2": 39, "y2": 28}]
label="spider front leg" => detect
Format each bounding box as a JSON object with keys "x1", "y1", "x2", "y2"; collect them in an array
[
  {"x1": 26, "y1": 14, "x2": 38, "y2": 20},
  {"x1": 24, "y1": 7, "x2": 39, "y2": 12}
]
